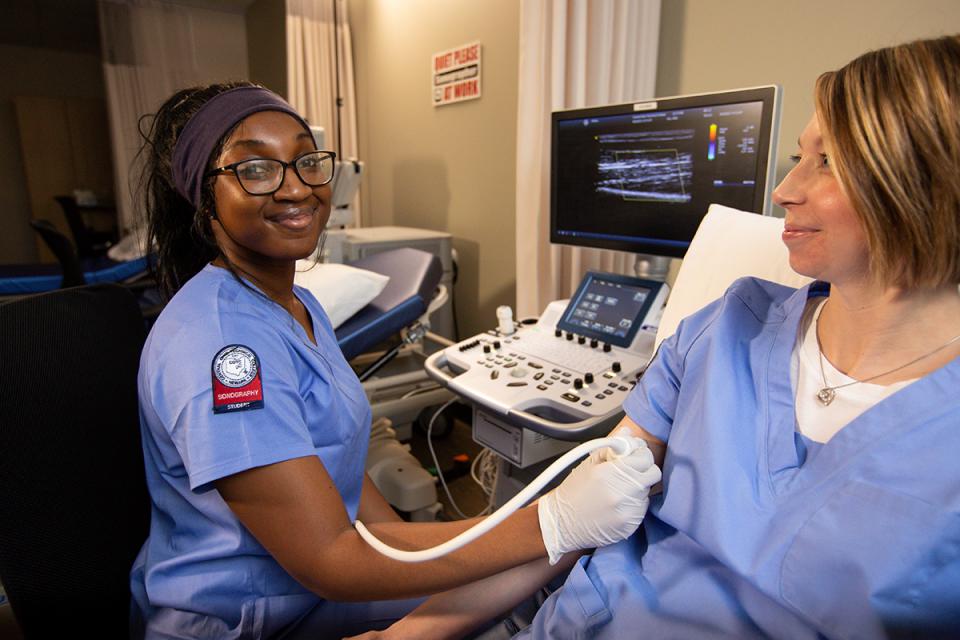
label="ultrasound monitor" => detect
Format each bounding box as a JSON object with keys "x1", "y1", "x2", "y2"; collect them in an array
[{"x1": 550, "y1": 86, "x2": 781, "y2": 274}]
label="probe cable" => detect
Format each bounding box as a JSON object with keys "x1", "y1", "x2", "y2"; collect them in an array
[{"x1": 354, "y1": 435, "x2": 640, "y2": 563}]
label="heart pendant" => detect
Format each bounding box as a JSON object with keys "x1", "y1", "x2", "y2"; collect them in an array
[{"x1": 816, "y1": 387, "x2": 836, "y2": 406}]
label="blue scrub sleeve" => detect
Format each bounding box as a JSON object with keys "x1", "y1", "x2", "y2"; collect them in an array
[
  {"x1": 622, "y1": 296, "x2": 725, "y2": 443},
  {"x1": 145, "y1": 312, "x2": 320, "y2": 491}
]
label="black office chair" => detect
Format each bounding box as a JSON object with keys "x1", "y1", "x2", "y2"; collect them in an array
[
  {"x1": 0, "y1": 284, "x2": 150, "y2": 638},
  {"x1": 54, "y1": 195, "x2": 117, "y2": 260},
  {"x1": 28, "y1": 219, "x2": 85, "y2": 288}
]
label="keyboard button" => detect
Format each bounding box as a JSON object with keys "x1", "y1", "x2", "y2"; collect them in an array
[
  {"x1": 537, "y1": 384, "x2": 548, "y2": 390},
  {"x1": 533, "y1": 372, "x2": 544, "y2": 380},
  {"x1": 561, "y1": 392, "x2": 580, "y2": 402},
  {"x1": 581, "y1": 400, "x2": 592, "y2": 407},
  {"x1": 603, "y1": 389, "x2": 614, "y2": 396}
]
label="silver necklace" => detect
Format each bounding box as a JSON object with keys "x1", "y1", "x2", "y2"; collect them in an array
[{"x1": 814, "y1": 304, "x2": 960, "y2": 406}]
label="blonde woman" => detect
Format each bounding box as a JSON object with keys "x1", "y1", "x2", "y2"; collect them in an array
[{"x1": 372, "y1": 34, "x2": 960, "y2": 640}]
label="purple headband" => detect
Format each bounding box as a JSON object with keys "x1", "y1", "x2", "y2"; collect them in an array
[{"x1": 170, "y1": 86, "x2": 311, "y2": 208}]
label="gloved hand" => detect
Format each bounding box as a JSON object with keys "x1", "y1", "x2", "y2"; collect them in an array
[{"x1": 538, "y1": 434, "x2": 661, "y2": 564}]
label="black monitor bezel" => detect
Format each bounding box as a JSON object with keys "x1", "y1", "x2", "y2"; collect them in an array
[
  {"x1": 556, "y1": 271, "x2": 665, "y2": 348},
  {"x1": 549, "y1": 85, "x2": 780, "y2": 258}
]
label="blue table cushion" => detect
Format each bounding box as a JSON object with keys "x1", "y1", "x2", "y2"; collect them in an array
[
  {"x1": 335, "y1": 248, "x2": 443, "y2": 360},
  {"x1": 0, "y1": 256, "x2": 150, "y2": 295}
]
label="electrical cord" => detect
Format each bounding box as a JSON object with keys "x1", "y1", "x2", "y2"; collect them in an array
[
  {"x1": 470, "y1": 448, "x2": 498, "y2": 503},
  {"x1": 450, "y1": 253, "x2": 460, "y2": 341},
  {"x1": 424, "y1": 398, "x2": 480, "y2": 520}
]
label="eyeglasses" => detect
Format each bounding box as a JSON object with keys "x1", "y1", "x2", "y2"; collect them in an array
[{"x1": 206, "y1": 150, "x2": 337, "y2": 196}]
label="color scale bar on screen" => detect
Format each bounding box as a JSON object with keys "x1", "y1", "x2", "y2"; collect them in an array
[{"x1": 708, "y1": 123, "x2": 717, "y2": 160}]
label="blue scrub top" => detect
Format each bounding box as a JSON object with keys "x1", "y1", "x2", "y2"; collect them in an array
[
  {"x1": 521, "y1": 277, "x2": 960, "y2": 639},
  {"x1": 130, "y1": 264, "x2": 372, "y2": 639}
]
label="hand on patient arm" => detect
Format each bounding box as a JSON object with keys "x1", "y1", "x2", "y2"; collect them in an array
[{"x1": 538, "y1": 432, "x2": 661, "y2": 564}]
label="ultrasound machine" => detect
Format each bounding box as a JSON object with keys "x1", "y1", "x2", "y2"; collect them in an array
[{"x1": 425, "y1": 86, "x2": 782, "y2": 503}]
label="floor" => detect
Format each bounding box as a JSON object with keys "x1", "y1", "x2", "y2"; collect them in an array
[{"x1": 404, "y1": 401, "x2": 493, "y2": 520}]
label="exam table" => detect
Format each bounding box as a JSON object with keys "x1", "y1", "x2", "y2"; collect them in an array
[{"x1": 332, "y1": 247, "x2": 453, "y2": 520}]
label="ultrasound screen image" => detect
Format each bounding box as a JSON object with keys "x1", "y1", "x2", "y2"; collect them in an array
[
  {"x1": 595, "y1": 130, "x2": 695, "y2": 203},
  {"x1": 552, "y1": 96, "x2": 772, "y2": 257}
]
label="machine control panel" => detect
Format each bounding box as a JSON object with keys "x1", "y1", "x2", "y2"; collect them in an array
[{"x1": 425, "y1": 273, "x2": 669, "y2": 440}]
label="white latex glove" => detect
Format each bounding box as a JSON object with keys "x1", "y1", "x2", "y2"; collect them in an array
[{"x1": 537, "y1": 434, "x2": 661, "y2": 564}]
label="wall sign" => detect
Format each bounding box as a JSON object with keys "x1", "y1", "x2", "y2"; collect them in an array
[{"x1": 432, "y1": 41, "x2": 481, "y2": 107}]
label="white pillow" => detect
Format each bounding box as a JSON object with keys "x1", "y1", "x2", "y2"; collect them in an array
[
  {"x1": 656, "y1": 204, "x2": 813, "y2": 348},
  {"x1": 294, "y1": 261, "x2": 390, "y2": 329}
]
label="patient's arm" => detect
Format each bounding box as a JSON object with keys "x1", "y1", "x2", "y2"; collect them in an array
[
  {"x1": 348, "y1": 553, "x2": 582, "y2": 640},
  {"x1": 611, "y1": 414, "x2": 665, "y2": 494}
]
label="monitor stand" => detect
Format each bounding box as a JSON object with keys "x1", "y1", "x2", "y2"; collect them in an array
[{"x1": 633, "y1": 254, "x2": 671, "y2": 282}]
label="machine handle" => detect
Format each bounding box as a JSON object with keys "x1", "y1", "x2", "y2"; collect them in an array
[
  {"x1": 423, "y1": 350, "x2": 456, "y2": 385},
  {"x1": 506, "y1": 406, "x2": 621, "y2": 441}
]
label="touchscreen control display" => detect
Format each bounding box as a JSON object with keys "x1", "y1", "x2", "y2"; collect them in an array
[{"x1": 557, "y1": 272, "x2": 661, "y2": 348}]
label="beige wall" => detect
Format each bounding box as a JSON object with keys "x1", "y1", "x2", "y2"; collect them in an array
[
  {"x1": 187, "y1": 5, "x2": 250, "y2": 84},
  {"x1": 247, "y1": 0, "x2": 287, "y2": 97},
  {"x1": 351, "y1": 0, "x2": 960, "y2": 333},
  {"x1": 658, "y1": 0, "x2": 960, "y2": 210},
  {"x1": 351, "y1": 0, "x2": 520, "y2": 337}
]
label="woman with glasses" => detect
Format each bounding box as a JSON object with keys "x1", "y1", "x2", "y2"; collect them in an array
[{"x1": 129, "y1": 82, "x2": 661, "y2": 639}]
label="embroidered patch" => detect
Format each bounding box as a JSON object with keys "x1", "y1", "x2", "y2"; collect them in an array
[{"x1": 211, "y1": 345, "x2": 264, "y2": 414}]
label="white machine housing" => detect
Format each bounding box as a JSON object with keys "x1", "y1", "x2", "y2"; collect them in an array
[{"x1": 426, "y1": 272, "x2": 669, "y2": 443}]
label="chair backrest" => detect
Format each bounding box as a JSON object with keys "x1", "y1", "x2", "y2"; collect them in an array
[
  {"x1": 656, "y1": 204, "x2": 814, "y2": 348},
  {"x1": 0, "y1": 284, "x2": 149, "y2": 637},
  {"x1": 28, "y1": 219, "x2": 85, "y2": 288},
  {"x1": 53, "y1": 196, "x2": 116, "y2": 260}
]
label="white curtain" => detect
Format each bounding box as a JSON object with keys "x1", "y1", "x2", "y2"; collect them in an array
[
  {"x1": 98, "y1": 0, "x2": 206, "y2": 233},
  {"x1": 515, "y1": 0, "x2": 661, "y2": 317},
  {"x1": 286, "y1": 0, "x2": 361, "y2": 224}
]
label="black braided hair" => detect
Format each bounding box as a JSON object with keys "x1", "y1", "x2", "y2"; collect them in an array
[{"x1": 136, "y1": 81, "x2": 258, "y2": 299}]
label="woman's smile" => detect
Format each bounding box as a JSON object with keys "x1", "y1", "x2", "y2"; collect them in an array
[
  {"x1": 265, "y1": 206, "x2": 317, "y2": 231},
  {"x1": 781, "y1": 222, "x2": 820, "y2": 244}
]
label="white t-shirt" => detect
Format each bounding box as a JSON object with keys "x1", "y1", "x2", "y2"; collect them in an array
[{"x1": 792, "y1": 298, "x2": 915, "y2": 443}]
